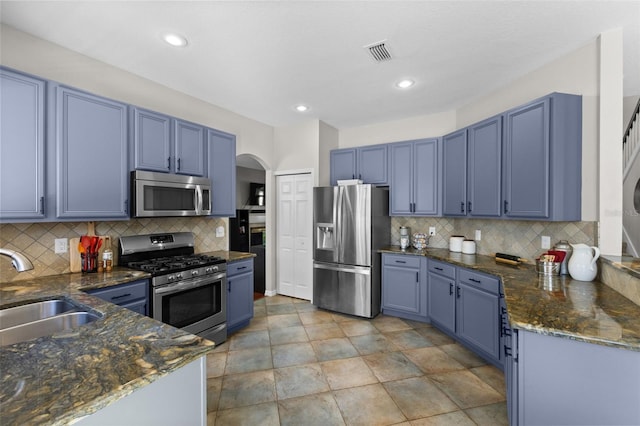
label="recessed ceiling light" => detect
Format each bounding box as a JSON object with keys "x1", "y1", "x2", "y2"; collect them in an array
[
  {"x1": 396, "y1": 79, "x2": 415, "y2": 89},
  {"x1": 295, "y1": 105, "x2": 309, "y2": 112},
  {"x1": 163, "y1": 33, "x2": 188, "y2": 47}
]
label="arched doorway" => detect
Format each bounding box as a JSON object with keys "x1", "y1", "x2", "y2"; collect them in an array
[{"x1": 233, "y1": 154, "x2": 272, "y2": 298}]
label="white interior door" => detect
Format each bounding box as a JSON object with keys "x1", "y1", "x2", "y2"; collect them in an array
[{"x1": 276, "y1": 173, "x2": 313, "y2": 300}]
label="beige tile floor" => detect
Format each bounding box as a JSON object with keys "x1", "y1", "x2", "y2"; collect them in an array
[{"x1": 206, "y1": 295, "x2": 508, "y2": 426}]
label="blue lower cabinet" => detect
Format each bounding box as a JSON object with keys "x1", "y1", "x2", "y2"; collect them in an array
[
  {"x1": 381, "y1": 254, "x2": 428, "y2": 322},
  {"x1": 227, "y1": 259, "x2": 254, "y2": 334},
  {"x1": 85, "y1": 279, "x2": 149, "y2": 316}
]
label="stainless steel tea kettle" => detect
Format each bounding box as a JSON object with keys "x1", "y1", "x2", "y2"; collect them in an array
[{"x1": 553, "y1": 240, "x2": 572, "y2": 275}]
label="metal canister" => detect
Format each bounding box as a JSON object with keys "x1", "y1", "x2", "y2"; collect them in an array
[{"x1": 553, "y1": 240, "x2": 572, "y2": 275}]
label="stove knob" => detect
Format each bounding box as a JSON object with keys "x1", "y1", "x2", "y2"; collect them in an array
[
  {"x1": 191, "y1": 270, "x2": 199, "y2": 276},
  {"x1": 212, "y1": 266, "x2": 219, "y2": 272},
  {"x1": 205, "y1": 267, "x2": 213, "y2": 274},
  {"x1": 176, "y1": 272, "x2": 183, "y2": 279},
  {"x1": 168, "y1": 275, "x2": 175, "y2": 282}
]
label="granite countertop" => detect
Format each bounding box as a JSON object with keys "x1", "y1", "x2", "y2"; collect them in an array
[
  {"x1": 205, "y1": 250, "x2": 256, "y2": 262},
  {"x1": 0, "y1": 268, "x2": 215, "y2": 425},
  {"x1": 380, "y1": 246, "x2": 640, "y2": 352},
  {"x1": 601, "y1": 254, "x2": 640, "y2": 280}
]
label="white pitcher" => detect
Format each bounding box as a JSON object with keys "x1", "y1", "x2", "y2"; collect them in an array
[{"x1": 568, "y1": 243, "x2": 600, "y2": 281}]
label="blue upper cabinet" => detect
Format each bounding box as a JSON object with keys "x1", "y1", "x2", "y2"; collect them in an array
[
  {"x1": 207, "y1": 128, "x2": 236, "y2": 217},
  {"x1": 358, "y1": 145, "x2": 388, "y2": 184},
  {"x1": 442, "y1": 129, "x2": 467, "y2": 216},
  {"x1": 467, "y1": 115, "x2": 502, "y2": 217},
  {"x1": 413, "y1": 139, "x2": 439, "y2": 215},
  {"x1": 503, "y1": 93, "x2": 581, "y2": 220},
  {"x1": 55, "y1": 86, "x2": 129, "y2": 219},
  {"x1": 443, "y1": 116, "x2": 502, "y2": 218},
  {"x1": 174, "y1": 119, "x2": 205, "y2": 176},
  {"x1": 132, "y1": 108, "x2": 205, "y2": 176},
  {"x1": 0, "y1": 68, "x2": 46, "y2": 220},
  {"x1": 131, "y1": 107, "x2": 172, "y2": 172},
  {"x1": 330, "y1": 145, "x2": 388, "y2": 185},
  {"x1": 390, "y1": 138, "x2": 439, "y2": 216},
  {"x1": 330, "y1": 148, "x2": 357, "y2": 183}
]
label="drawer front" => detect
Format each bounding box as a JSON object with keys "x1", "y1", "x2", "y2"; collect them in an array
[
  {"x1": 458, "y1": 268, "x2": 500, "y2": 294},
  {"x1": 383, "y1": 253, "x2": 421, "y2": 269},
  {"x1": 228, "y1": 259, "x2": 253, "y2": 276},
  {"x1": 87, "y1": 279, "x2": 148, "y2": 305},
  {"x1": 428, "y1": 259, "x2": 456, "y2": 279}
]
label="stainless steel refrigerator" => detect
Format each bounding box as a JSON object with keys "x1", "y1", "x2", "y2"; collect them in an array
[{"x1": 313, "y1": 185, "x2": 389, "y2": 318}]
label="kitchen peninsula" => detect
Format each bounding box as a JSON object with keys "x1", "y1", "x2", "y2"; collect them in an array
[
  {"x1": 380, "y1": 247, "x2": 640, "y2": 425},
  {"x1": 0, "y1": 269, "x2": 215, "y2": 425}
]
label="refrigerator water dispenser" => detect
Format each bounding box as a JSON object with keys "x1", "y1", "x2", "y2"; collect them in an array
[{"x1": 316, "y1": 224, "x2": 334, "y2": 250}]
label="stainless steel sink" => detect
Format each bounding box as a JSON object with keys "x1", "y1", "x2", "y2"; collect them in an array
[
  {"x1": 0, "y1": 299, "x2": 102, "y2": 346},
  {"x1": 0, "y1": 299, "x2": 78, "y2": 330}
]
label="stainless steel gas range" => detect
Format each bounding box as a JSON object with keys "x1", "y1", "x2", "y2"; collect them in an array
[{"x1": 119, "y1": 232, "x2": 227, "y2": 344}]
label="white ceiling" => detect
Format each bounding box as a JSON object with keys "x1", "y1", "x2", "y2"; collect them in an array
[{"x1": 1, "y1": 1, "x2": 639, "y2": 129}]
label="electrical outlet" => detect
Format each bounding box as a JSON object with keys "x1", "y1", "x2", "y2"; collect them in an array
[
  {"x1": 541, "y1": 236, "x2": 551, "y2": 249},
  {"x1": 475, "y1": 229, "x2": 481, "y2": 241},
  {"x1": 428, "y1": 226, "x2": 436, "y2": 236},
  {"x1": 55, "y1": 238, "x2": 68, "y2": 254},
  {"x1": 215, "y1": 226, "x2": 225, "y2": 238}
]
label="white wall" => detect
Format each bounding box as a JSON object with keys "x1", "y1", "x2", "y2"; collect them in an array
[
  {"x1": 0, "y1": 24, "x2": 275, "y2": 170},
  {"x1": 338, "y1": 110, "x2": 456, "y2": 147},
  {"x1": 318, "y1": 121, "x2": 339, "y2": 186},
  {"x1": 598, "y1": 29, "x2": 624, "y2": 256},
  {"x1": 273, "y1": 119, "x2": 320, "y2": 180}
]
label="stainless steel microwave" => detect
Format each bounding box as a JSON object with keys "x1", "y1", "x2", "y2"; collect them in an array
[{"x1": 131, "y1": 170, "x2": 212, "y2": 217}]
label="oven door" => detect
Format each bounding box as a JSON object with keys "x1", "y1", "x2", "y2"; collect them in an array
[{"x1": 152, "y1": 272, "x2": 226, "y2": 338}]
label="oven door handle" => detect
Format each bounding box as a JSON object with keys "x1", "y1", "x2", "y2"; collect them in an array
[{"x1": 155, "y1": 274, "x2": 226, "y2": 295}]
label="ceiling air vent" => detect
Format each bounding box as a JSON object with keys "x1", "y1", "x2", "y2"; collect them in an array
[{"x1": 364, "y1": 40, "x2": 392, "y2": 62}]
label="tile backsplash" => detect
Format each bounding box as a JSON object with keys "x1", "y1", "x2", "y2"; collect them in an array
[
  {"x1": 391, "y1": 217, "x2": 597, "y2": 261},
  {"x1": 0, "y1": 217, "x2": 228, "y2": 282},
  {"x1": 1, "y1": 215, "x2": 598, "y2": 283}
]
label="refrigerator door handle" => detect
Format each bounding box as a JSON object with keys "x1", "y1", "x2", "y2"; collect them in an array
[
  {"x1": 313, "y1": 262, "x2": 371, "y2": 275},
  {"x1": 335, "y1": 186, "x2": 343, "y2": 263}
]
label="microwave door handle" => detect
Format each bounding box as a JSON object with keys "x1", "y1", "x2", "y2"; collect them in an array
[{"x1": 195, "y1": 185, "x2": 202, "y2": 215}]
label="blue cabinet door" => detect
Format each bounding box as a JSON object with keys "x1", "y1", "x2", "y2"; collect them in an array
[
  {"x1": 330, "y1": 148, "x2": 357, "y2": 184},
  {"x1": 390, "y1": 139, "x2": 439, "y2": 216},
  {"x1": 132, "y1": 107, "x2": 172, "y2": 173},
  {"x1": 456, "y1": 282, "x2": 500, "y2": 361},
  {"x1": 0, "y1": 69, "x2": 46, "y2": 220},
  {"x1": 468, "y1": 115, "x2": 502, "y2": 217},
  {"x1": 207, "y1": 128, "x2": 236, "y2": 217},
  {"x1": 358, "y1": 144, "x2": 388, "y2": 185},
  {"x1": 55, "y1": 86, "x2": 128, "y2": 219},
  {"x1": 389, "y1": 142, "x2": 413, "y2": 215},
  {"x1": 227, "y1": 259, "x2": 254, "y2": 334},
  {"x1": 427, "y1": 271, "x2": 456, "y2": 334},
  {"x1": 504, "y1": 98, "x2": 550, "y2": 218},
  {"x1": 413, "y1": 138, "x2": 439, "y2": 215},
  {"x1": 174, "y1": 119, "x2": 205, "y2": 176},
  {"x1": 381, "y1": 258, "x2": 426, "y2": 319},
  {"x1": 442, "y1": 129, "x2": 467, "y2": 216}
]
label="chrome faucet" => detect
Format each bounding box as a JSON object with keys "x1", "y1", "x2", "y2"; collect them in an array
[{"x1": 0, "y1": 248, "x2": 34, "y2": 272}]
